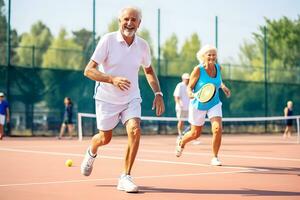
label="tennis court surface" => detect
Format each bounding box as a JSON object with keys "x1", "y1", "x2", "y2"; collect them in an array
[{"x1": 0, "y1": 134, "x2": 299, "y2": 200}]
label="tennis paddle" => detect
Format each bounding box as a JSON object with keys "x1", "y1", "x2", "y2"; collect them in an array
[{"x1": 194, "y1": 83, "x2": 216, "y2": 103}]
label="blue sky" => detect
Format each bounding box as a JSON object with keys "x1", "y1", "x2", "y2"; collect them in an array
[{"x1": 7, "y1": 0, "x2": 300, "y2": 62}]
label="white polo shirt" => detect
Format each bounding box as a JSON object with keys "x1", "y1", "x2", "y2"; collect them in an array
[
  {"x1": 173, "y1": 82, "x2": 190, "y2": 111},
  {"x1": 91, "y1": 31, "x2": 151, "y2": 104}
]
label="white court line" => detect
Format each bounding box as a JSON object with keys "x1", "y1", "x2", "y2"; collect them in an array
[
  {"x1": 0, "y1": 170, "x2": 255, "y2": 187},
  {"x1": 1, "y1": 145, "x2": 300, "y2": 162},
  {"x1": 0, "y1": 147, "x2": 267, "y2": 172},
  {"x1": 102, "y1": 147, "x2": 300, "y2": 162}
]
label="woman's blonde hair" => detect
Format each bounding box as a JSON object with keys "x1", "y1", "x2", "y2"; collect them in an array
[{"x1": 196, "y1": 44, "x2": 218, "y2": 64}]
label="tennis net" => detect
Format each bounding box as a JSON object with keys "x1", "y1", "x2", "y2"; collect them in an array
[{"x1": 77, "y1": 113, "x2": 300, "y2": 143}]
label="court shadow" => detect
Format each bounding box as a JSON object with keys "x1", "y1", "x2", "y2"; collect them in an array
[
  {"x1": 139, "y1": 187, "x2": 300, "y2": 196},
  {"x1": 96, "y1": 185, "x2": 300, "y2": 196},
  {"x1": 95, "y1": 184, "x2": 145, "y2": 194},
  {"x1": 223, "y1": 164, "x2": 300, "y2": 176}
]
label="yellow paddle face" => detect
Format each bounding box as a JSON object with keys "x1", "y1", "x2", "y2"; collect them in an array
[{"x1": 196, "y1": 83, "x2": 216, "y2": 103}]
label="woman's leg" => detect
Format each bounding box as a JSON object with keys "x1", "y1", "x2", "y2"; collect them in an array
[{"x1": 210, "y1": 117, "x2": 222, "y2": 158}]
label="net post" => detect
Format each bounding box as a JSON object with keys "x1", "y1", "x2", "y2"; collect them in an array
[
  {"x1": 78, "y1": 113, "x2": 83, "y2": 141},
  {"x1": 297, "y1": 117, "x2": 300, "y2": 144}
]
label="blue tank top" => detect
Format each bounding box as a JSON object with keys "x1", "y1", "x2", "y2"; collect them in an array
[{"x1": 191, "y1": 63, "x2": 222, "y2": 110}]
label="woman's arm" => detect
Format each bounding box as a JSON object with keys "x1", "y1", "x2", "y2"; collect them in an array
[{"x1": 187, "y1": 66, "x2": 200, "y2": 99}]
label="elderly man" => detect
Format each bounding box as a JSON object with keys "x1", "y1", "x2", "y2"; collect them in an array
[
  {"x1": 80, "y1": 6, "x2": 165, "y2": 193},
  {"x1": 173, "y1": 73, "x2": 190, "y2": 137}
]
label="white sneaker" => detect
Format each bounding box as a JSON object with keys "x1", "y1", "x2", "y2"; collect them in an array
[
  {"x1": 80, "y1": 147, "x2": 96, "y2": 176},
  {"x1": 211, "y1": 157, "x2": 222, "y2": 166},
  {"x1": 117, "y1": 174, "x2": 138, "y2": 193},
  {"x1": 175, "y1": 136, "x2": 184, "y2": 157}
]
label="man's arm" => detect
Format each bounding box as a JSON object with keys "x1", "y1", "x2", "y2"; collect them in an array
[
  {"x1": 143, "y1": 66, "x2": 165, "y2": 116},
  {"x1": 174, "y1": 96, "x2": 181, "y2": 106},
  {"x1": 84, "y1": 60, "x2": 131, "y2": 91}
]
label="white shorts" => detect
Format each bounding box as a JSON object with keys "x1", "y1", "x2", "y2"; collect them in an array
[
  {"x1": 176, "y1": 110, "x2": 188, "y2": 120},
  {"x1": 95, "y1": 98, "x2": 142, "y2": 131},
  {"x1": 0, "y1": 114, "x2": 5, "y2": 125},
  {"x1": 188, "y1": 102, "x2": 222, "y2": 126}
]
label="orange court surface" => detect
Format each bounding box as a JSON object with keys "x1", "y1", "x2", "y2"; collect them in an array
[{"x1": 0, "y1": 134, "x2": 299, "y2": 200}]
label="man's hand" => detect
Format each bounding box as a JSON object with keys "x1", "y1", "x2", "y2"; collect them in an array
[
  {"x1": 152, "y1": 95, "x2": 165, "y2": 116},
  {"x1": 112, "y1": 77, "x2": 131, "y2": 91}
]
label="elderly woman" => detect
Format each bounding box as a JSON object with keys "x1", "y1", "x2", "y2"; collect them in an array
[{"x1": 175, "y1": 45, "x2": 231, "y2": 166}]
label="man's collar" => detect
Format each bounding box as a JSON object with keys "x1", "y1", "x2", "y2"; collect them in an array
[{"x1": 117, "y1": 31, "x2": 138, "y2": 45}]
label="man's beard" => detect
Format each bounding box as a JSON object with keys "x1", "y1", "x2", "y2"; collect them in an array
[{"x1": 123, "y1": 29, "x2": 135, "y2": 37}]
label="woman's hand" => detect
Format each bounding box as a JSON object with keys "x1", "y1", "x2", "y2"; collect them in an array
[{"x1": 221, "y1": 84, "x2": 231, "y2": 98}]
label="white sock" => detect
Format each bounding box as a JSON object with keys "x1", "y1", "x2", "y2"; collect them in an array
[{"x1": 88, "y1": 147, "x2": 97, "y2": 158}]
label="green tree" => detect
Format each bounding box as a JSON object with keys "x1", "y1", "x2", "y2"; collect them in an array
[
  {"x1": 236, "y1": 40, "x2": 264, "y2": 81},
  {"x1": 138, "y1": 28, "x2": 154, "y2": 57},
  {"x1": 42, "y1": 28, "x2": 82, "y2": 69},
  {"x1": 72, "y1": 28, "x2": 94, "y2": 63},
  {"x1": 253, "y1": 16, "x2": 300, "y2": 69},
  {"x1": 72, "y1": 28, "x2": 93, "y2": 52},
  {"x1": 107, "y1": 18, "x2": 119, "y2": 32},
  {"x1": 0, "y1": 0, "x2": 6, "y2": 63},
  {"x1": 179, "y1": 32, "x2": 201, "y2": 74},
  {"x1": 16, "y1": 21, "x2": 52, "y2": 67},
  {"x1": 0, "y1": 0, "x2": 18, "y2": 66},
  {"x1": 238, "y1": 16, "x2": 300, "y2": 83},
  {"x1": 161, "y1": 33, "x2": 179, "y2": 75},
  {"x1": 162, "y1": 33, "x2": 178, "y2": 60}
]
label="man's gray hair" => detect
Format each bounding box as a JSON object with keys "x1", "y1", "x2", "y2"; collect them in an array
[{"x1": 118, "y1": 6, "x2": 142, "y2": 21}]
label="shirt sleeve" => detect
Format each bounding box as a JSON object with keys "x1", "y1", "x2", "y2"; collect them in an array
[
  {"x1": 173, "y1": 84, "x2": 180, "y2": 97},
  {"x1": 141, "y1": 41, "x2": 151, "y2": 68},
  {"x1": 91, "y1": 35, "x2": 109, "y2": 65}
]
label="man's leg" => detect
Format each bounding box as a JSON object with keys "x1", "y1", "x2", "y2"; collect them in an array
[
  {"x1": 117, "y1": 118, "x2": 140, "y2": 193},
  {"x1": 177, "y1": 120, "x2": 184, "y2": 136},
  {"x1": 91, "y1": 130, "x2": 112, "y2": 154},
  {"x1": 81, "y1": 130, "x2": 112, "y2": 176},
  {"x1": 124, "y1": 118, "x2": 141, "y2": 174}
]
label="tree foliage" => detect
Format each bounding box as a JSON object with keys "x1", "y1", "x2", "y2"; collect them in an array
[
  {"x1": 107, "y1": 18, "x2": 119, "y2": 32},
  {"x1": 72, "y1": 28, "x2": 93, "y2": 53},
  {"x1": 138, "y1": 28, "x2": 154, "y2": 57},
  {"x1": 180, "y1": 33, "x2": 201, "y2": 62},
  {"x1": 42, "y1": 28, "x2": 82, "y2": 69},
  {"x1": 253, "y1": 16, "x2": 300, "y2": 69},
  {"x1": 16, "y1": 21, "x2": 52, "y2": 67},
  {"x1": 162, "y1": 33, "x2": 178, "y2": 60},
  {"x1": 0, "y1": 0, "x2": 18, "y2": 65},
  {"x1": 238, "y1": 16, "x2": 300, "y2": 82}
]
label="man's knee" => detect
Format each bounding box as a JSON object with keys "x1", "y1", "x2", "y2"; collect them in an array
[
  {"x1": 127, "y1": 121, "x2": 141, "y2": 139},
  {"x1": 92, "y1": 132, "x2": 112, "y2": 146}
]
